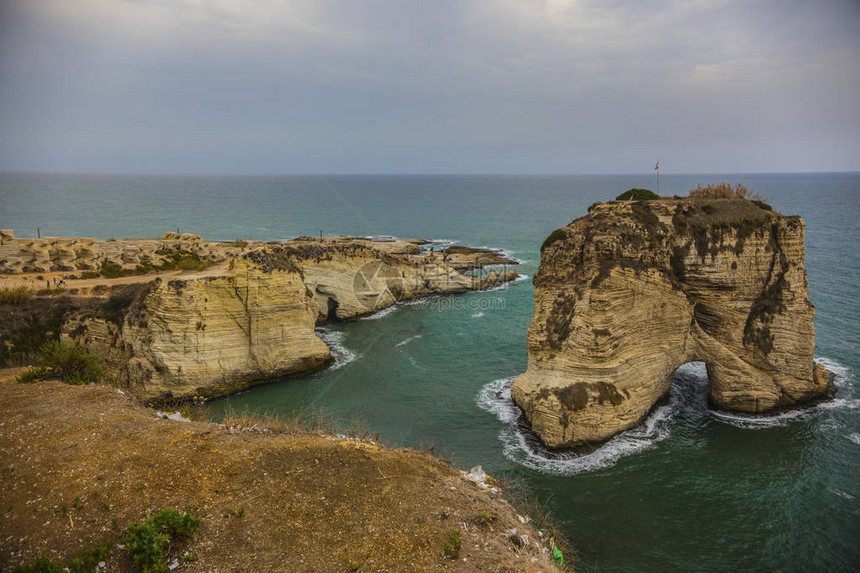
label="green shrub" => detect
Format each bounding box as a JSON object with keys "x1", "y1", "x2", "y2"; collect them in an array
[
  {"x1": 0, "y1": 285, "x2": 33, "y2": 305},
  {"x1": 101, "y1": 293, "x2": 135, "y2": 324},
  {"x1": 100, "y1": 262, "x2": 127, "y2": 278},
  {"x1": 17, "y1": 366, "x2": 49, "y2": 384},
  {"x1": 125, "y1": 509, "x2": 200, "y2": 573},
  {"x1": 18, "y1": 341, "x2": 103, "y2": 385},
  {"x1": 616, "y1": 188, "x2": 658, "y2": 201},
  {"x1": 541, "y1": 228, "x2": 566, "y2": 252},
  {"x1": 442, "y1": 529, "x2": 462, "y2": 560}
]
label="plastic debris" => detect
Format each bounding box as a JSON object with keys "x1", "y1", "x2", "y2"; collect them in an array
[
  {"x1": 464, "y1": 465, "x2": 490, "y2": 487},
  {"x1": 552, "y1": 543, "x2": 564, "y2": 567},
  {"x1": 166, "y1": 411, "x2": 191, "y2": 422}
]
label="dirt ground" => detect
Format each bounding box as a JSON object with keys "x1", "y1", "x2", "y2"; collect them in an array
[
  {"x1": 0, "y1": 370, "x2": 561, "y2": 572},
  {"x1": 0, "y1": 261, "x2": 231, "y2": 296}
]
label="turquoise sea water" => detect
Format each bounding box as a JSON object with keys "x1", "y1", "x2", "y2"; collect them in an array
[{"x1": 2, "y1": 172, "x2": 858, "y2": 571}]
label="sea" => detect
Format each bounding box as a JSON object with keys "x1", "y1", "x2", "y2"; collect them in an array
[{"x1": 1, "y1": 171, "x2": 858, "y2": 572}]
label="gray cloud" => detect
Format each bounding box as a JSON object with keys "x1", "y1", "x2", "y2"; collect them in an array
[{"x1": 1, "y1": 0, "x2": 858, "y2": 174}]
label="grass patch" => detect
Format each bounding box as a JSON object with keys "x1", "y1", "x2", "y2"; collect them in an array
[
  {"x1": 221, "y1": 406, "x2": 327, "y2": 435},
  {"x1": 442, "y1": 529, "x2": 462, "y2": 559},
  {"x1": 125, "y1": 508, "x2": 200, "y2": 573},
  {"x1": 13, "y1": 543, "x2": 110, "y2": 573},
  {"x1": 97, "y1": 249, "x2": 214, "y2": 278},
  {"x1": 616, "y1": 188, "x2": 658, "y2": 200},
  {"x1": 0, "y1": 285, "x2": 33, "y2": 305},
  {"x1": 688, "y1": 182, "x2": 763, "y2": 201},
  {"x1": 17, "y1": 341, "x2": 104, "y2": 385},
  {"x1": 101, "y1": 292, "x2": 136, "y2": 325},
  {"x1": 541, "y1": 228, "x2": 566, "y2": 252}
]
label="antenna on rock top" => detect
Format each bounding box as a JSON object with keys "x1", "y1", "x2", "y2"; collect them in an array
[{"x1": 654, "y1": 160, "x2": 660, "y2": 196}]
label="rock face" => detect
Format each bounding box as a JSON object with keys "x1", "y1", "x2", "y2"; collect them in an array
[
  {"x1": 511, "y1": 198, "x2": 830, "y2": 448},
  {"x1": 61, "y1": 239, "x2": 518, "y2": 402},
  {"x1": 281, "y1": 241, "x2": 516, "y2": 321},
  {"x1": 64, "y1": 257, "x2": 330, "y2": 402}
]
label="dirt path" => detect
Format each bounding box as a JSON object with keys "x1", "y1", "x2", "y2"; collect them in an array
[
  {"x1": 0, "y1": 375, "x2": 560, "y2": 572},
  {"x1": 0, "y1": 261, "x2": 231, "y2": 293}
]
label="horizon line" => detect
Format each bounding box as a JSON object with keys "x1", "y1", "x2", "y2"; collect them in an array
[{"x1": 2, "y1": 169, "x2": 859, "y2": 178}]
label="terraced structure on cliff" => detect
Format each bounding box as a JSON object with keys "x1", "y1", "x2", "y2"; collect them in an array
[{"x1": 512, "y1": 195, "x2": 830, "y2": 448}]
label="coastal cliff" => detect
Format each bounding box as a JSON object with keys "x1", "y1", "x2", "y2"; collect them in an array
[
  {"x1": 50, "y1": 237, "x2": 516, "y2": 403},
  {"x1": 62, "y1": 257, "x2": 330, "y2": 402},
  {"x1": 511, "y1": 197, "x2": 830, "y2": 448}
]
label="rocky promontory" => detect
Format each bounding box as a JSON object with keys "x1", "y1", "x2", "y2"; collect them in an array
[
  {"x1": 1, "y1": 233, "x2": 518, "y2": 404},
  {"x1": 512, "y1": 196, "x2": 830, "y2": 448}
]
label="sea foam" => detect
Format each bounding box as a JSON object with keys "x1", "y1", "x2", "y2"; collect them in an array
[
  {"x1": 477, "y1": 357, "x2": 857, "y2": 475},
  {"x1": 314, "y1": 328, "x2": 358, "y2": 371}
]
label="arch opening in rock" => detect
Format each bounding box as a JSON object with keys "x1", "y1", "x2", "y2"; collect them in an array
[{"x1": 668, "y1": 361, "x2": 711, "y2": 414}]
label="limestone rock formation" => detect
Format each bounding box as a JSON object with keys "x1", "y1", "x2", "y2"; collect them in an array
[
  {"x1": 60, "y1": 238, "x2": 518, "y2": 402},
  {"x1": 512, "y1": 198, "x2": 830, "y2": 448},
  {"x1": 283, "y1": 241, "x2": 517, "y2": 321},
  {"x1": 64, "y1": 257, "x2": 330, "y2": 402}
]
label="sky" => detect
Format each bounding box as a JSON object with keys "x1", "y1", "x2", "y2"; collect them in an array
[{"x1": 0, "y1": 0, "x2": 858, "y2": 175}]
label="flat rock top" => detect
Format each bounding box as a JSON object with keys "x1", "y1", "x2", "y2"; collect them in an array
[{"x1": 0, "y1": 372, "x2": 556, "y2": 572}]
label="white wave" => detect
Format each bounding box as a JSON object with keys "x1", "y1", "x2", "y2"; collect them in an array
[
  {"x1": 830, "y1": 488, "x2": 856, "y2": 500},
  {"x1": 315, "y1": 328, "x2": 358, "y2": 371},
  {"x1": 358, "y1": 305, "x2": 399, "y2": 321},
  {"x1": 476, "y1": 376, "x2": 674, "y2": 476},
  {"x1": 816, "y1": 356, "x2": 854, "y2": 388},
  {"x1": 709, "y1": 407, "x2": 815, "y2": 429},
  {"x1": 395, "y1": 334, "x2": 423, "y2": 347},
  {"x1": 471, "y1": 312, "x2": 485, "y2": 318},
  {"x1": 474, "y1": 246, "x2": 526, "y2": 266},
  {"x1": 476, "y1": 376, "x2": 520, "y2": 424},
  {"x1": 476, "y1": 356, "x2": 859, "y2": 475},
  {"x1": 481, "y1": 274, "x2": 530, "y2": 293}
]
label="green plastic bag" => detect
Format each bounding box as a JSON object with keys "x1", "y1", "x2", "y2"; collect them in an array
[{"x1": 552, "y1": 544, "x2": 564, "y2": 567}]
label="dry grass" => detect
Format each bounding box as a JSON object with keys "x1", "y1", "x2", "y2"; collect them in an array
[
  {"x1": 220, "y1": 406, "x2": 326, "y2": 435},
  {"x1": 0, "y1": 375, "x2": 561, "y2": 571},
  {"x1": 688, "y1": 182, "x2": 764, "y2": 202},
  {"x1": 0, "y1": 285, "x2": 33, "y2": 305}
]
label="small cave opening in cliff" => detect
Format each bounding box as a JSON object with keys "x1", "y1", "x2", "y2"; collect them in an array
[
  {"x1": 326, "y1": 297, "x2": 339, "y2": 321},
  {"x1": 668, "y1": 361, "x2": 711, "y2": 414}
]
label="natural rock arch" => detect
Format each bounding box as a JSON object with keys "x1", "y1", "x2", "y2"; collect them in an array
[{"x1": 512, "y1": 198, "x2": 830, "y2": 448}]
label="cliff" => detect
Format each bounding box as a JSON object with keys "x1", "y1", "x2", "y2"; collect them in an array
[
  {"x1": 54, "y1": 238, "x2": 517, "y2": 403},
  {"x1": 63, "y1": 257, "x2": 330, "y2": 402},
  {"x1": 512, "y1": 197, "x2": 830, "y2": 448}
]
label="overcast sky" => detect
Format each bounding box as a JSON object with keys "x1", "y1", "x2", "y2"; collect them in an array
[{"x1": 0, "y1": 0, "x2": 858, "y2": 174}]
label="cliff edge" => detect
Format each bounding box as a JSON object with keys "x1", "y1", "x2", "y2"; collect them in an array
[
  {"x1": 0, "y1": 371, "x2": 559, "y2": 571},
  {"x1": 512, "y1": 197, "x2": 830, "y2": 448}
]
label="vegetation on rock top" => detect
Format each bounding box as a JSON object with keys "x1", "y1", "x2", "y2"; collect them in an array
[{"x1": 616, "y1": 188, "x2": 659, "y2": 201}]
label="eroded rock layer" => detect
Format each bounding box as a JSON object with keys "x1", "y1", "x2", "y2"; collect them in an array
[{"x1": 511, "y1": 198, "x2": 829, "y2": 448}]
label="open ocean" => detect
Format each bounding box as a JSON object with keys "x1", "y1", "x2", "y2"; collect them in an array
[{"x1": 2, "y1": 171, "x2": 858, "y2": 571}]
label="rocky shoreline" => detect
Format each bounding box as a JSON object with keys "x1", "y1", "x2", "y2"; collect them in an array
[{"x1": 0, "y1": 232, "x2": 519, "y2": 404}]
